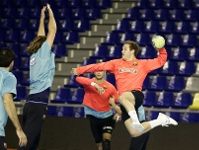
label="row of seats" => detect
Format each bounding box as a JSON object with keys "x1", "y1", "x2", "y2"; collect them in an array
[
  {"x1": 47, "y1": 105, "x2": 199, "y2": 123},
  {"x1": 135, "y1": 0, "x2": 199, "y2": 9},
  {"x1": 125, "y1": 8, "x2": 199, "y2": 21},
  {"x1": 102, "y1": 32, "x2": 199, "y2": 47},
  {"x1": 0, "y1": 19, "x2": 92, "y2": 32},
  {"x1": 0, "y1": 0, "x2": 111, "y2": 9},
  {"x1": 90, "y1": 45, "x2": 199, "y2": 62},
  {"x1": 0, "y1": 7, "x2": 102, "y2": 20},
  {"x1": 114, "y1": 20, "x2": 199, "y2": 34}
]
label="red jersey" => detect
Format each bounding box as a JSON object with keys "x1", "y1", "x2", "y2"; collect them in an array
[
  {"x1": 76, "y1": 48, "x2": 167, "y2": 94},
  {"x1": 76, "y1": 77, "x2": 119, "y2": 112}
]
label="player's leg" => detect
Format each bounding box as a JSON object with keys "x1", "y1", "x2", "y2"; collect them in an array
[
  {"x1": 89, "y1": 115, "x2": 103, "y2": 150},
  {"x1": 0, "y1": 137, "x2": 7, "y2": 150}
]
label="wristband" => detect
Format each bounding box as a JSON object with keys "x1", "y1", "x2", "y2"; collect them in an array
[{"x1": 91, "y1": 82, "x2": 96, "y2": 86}]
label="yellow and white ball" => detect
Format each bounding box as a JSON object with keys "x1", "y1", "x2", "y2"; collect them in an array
[{"x1": 152, "y1": 35, "x2": 165, "y2": 49}]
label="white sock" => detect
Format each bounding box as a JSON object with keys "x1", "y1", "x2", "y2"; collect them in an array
[
  {"x1": 149, "y1": 119, "x2": 162, "y2": 129},
  {"x1": 128, "y1": 110, "x2": 140, "y2": 124}
]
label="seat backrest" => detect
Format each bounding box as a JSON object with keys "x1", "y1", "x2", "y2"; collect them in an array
[
  {"x1": 167, "y1": 76, "x2": 185, "y2": 91},
  {"x1": 185, "y1": 77, "x2": 199, "y2": 92},
  {"x1": 174, "y1": 92, "x2": 192, "y2": 108}
]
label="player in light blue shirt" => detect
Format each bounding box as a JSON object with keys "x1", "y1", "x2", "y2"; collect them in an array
[
  {"x1": 18, "y1": 4, "x2": 57, "y2": 150},
  {"x1": 0, "y1": 48, "x2": 27, "y2": 149}
]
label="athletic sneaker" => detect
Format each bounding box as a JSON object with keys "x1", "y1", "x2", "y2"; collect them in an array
[
  {"x1": 131, "y1": 123, "x2": 144, "y2": 132},
  {"x1": 157, "y1": 113, "x2": 178, "y2": 127}
]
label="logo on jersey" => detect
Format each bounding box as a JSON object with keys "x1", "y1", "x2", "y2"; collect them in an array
[
  {"x1": 30, "y1": 57, "x2": 36, "y2": 66},
  {"x1": 118, "y1": 67, "x2": 138, "y2": 74}
]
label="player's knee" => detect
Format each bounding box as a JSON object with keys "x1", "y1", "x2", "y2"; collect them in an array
[{"x1": 102, "y1": 139, "x2": 111, "y2": 150}]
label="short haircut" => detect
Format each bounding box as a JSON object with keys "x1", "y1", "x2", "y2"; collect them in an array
[
  {"x1": 124, "y1": 40, "x2": 140, "y2": 56},
  {"x1": 0, "y1": 47, "x2": 16, "y2": 67}
]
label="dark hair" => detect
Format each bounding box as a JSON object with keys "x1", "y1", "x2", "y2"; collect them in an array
[
  {"x1": 0, "y1": 47, "x2": 16, "y2": 67},
  {"x1": 26, "y1": 36, "x2": 47, "y2": 54},
  {"x1": 124, "y1": 40, "x2": 140, "y2": 56}
]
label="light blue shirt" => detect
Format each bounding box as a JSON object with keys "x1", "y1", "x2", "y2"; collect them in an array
[
  {"x1": 84, "y1": 106, "x2": 113, "y2": 119},
  {"x1": 0, "y1": 68, "x2": 17, "y2": 136},
  {"x1": 138, "y1": 105, "x2": 146, "y2": 122},
  {"x1": 29, "y1": 41, "x2": 55, "y2": 94}
]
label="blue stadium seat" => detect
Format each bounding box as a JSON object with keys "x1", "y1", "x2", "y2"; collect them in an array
[
  {"x1": 43, "y1": 0, "x2": 56, "y2": 6},
  {"x1": 105, "y1": 74, "x2": 116, "y2": 87},
  {"x1": 125, "y1": 8, "x2": 139, "y2": 20},
  {"x1": 181, "y1": 34, "x2": 198, "y2": 47},
  {"x1": 190, "y1": 22, "x2": 199, "y2": 34},
  {"x1": 63, "y1": 32, "x2": 79, "y2": 44},
  {"x1": 59, "y1": 19, "x2": 74, "y2": 31},
  {"x1": 102, "y1": 32, "x2": 120, "y2": 45},
  {"x1": 64, "y1": 75, "x2": 80, "y2": 88},
  {"x1": 129, "y1": 20, "x2": 145, "y2": 33},
  {"x1": 67, "y1": 88, "x2": 85, "y2": 104},
  {"x1": 87, "y1": 8, "x2": 102, "y2": 20},
  {"x1": 18, "y1": 8, "x2": 30, "y2": 18},
  {"x1": 154, "y1": 9, "x2": 170, "y2": 21},
  {"x1": 169, "y1": 9, "x2": 184, "y2": 21},
  {"x1": 139, "y1": 9, "x2": 154, "y2": 20},
  {"x1": 165, "y1": 47, "x2": 172, "y2": 60},
  {"x1": 166, "y1": 76, "x2": 185, "y2": 92},
  {"x1": 114, "y1": 20, "x2": 130, "y2": 33},
  {"x1": 12, "y1": 71, "x2": 24, "y2": 85},
  {"x1": 135, "y1": 33, "x2": 150, "y2": 46},
  {"x1": 172, "y1": 92, "x2": 192, "y2": 108},
  {"x1": 106, "y1": 46, "x2": 122, "y2": 60},
  {"x1": 55, "y1": 0, "x2": 69, "y2": 8},
  {"x1": 90, "y1": 45, "x2": 109, "y2": 59},
  {"x1": 154, "y1": 92, "x2": 174, "y2": 108},
  {"x1": 53, "y1": 44, "x2": 67, "y2": 58},
  {"x1": 58, "y1": 8, "x2": 73, "y2": 19},
  {"x1": 148, "y1": 68, "x2": 160, "y2": 75},
  {"x1": 143, "y1": 91, "x2": 156, "y2": 107},
  {"x1": 98, "y1": 0, "x2": 112, "y2": 9},
  {"x1": 188, "y1": 47, "x2": 199, "y2": 62},
  {"x1": 150, "y1": 111, "x2": 159, "y2": 120},
  {"x1": 57, "y1": 106, "x2": 74, "y2": 117},
  {"x1": 0, "y1": 44, "x2": 7, "y2": 50},
  {"x1": 86, "y1": 73, "x2": 95, "y2": 78},
  {"x1": 0, "y1": 30, "x2": 6, "y2": 42},
  {"x1": 142, "y1": 76, "x2": 151, "y2": 91},
  {"x1": 20, "y1": 57, "x2": 30, "y2": 71},
  {"x1": 47, "y1": 106, "x2": 57, "y2": 116},
  {"x1": 4, "y1": 7, "x2": 18, "y2": 18},
  {"x1": 29, "y1": 19, "x2": 39, "y2": 31},
  {"x1": 171, "y1": 47, "x2": 188, "y2": 61},
  {"x1": 15, "y1": 0, "x2": 28, "y2": 7},
  {"x1": 1, "y1": 18, "x2": 16, "y2": 29},
  {"x1": 182, "y1": 113, "x2": 199, "y2": 123},
  {"x1": 74, "y1": 107, "x2": 85, "y2": 118},
  {"x1": 74, "y1": 20, "x2": 90, "y2": 32},
  {"x1": 84, "y1": 0, "x2": 98, "y2": 8},
  {"x1": 15, "y1": 86, "x2": 27, "y2": 101},
  {"x1": 6, "y1": 30, "x2": 21, "y2": 43},
  {"x1": 30, "y1": 8, "x2": 41, "y2": 19},
  {"x1": 149, "y1": 75, "x2": 167, "y2": 91},
  {"x1": 138, "y1": 46, "x2": 157, "y2": 59},
  {"x1": 54, "y1": 31, "x2": 64, "y2": 44},
  {"x1": 178, "y1": 0, "x2": 194, "y2": 9},
  {"x1": 21, "y1": 73, "x2": 30, "y2": 86},
  {"x1": 184, "y1": 10, "x2": 199, "y2": 21},
  {"x1": 135, "y1": 0, "x2": 149, "y2": 8},
  {"x1": 177, "y1": 61, "x2": 196, "y2": 76},
  {"x1": 119, "y1": 33, "x2": 135, "y2": 45},
  {"x1": 20, "y1": 30, "x2": 35, "y2": 43},
  {"x1": 145, "y1": 21, "x2": 160, "y2": 33},
  {"x1": 72, "y1": 8, "x2": 87, "y2": 19},
  {"x1": 70, "y1": 0, "x2": 83, "y2": 8},
  {"x1": 0, "y1": 8, "x2": 5, "y2": 18},
  {"x1": 159, "y1": 21, "x2": 175, "y2": 34},
  {"x1": 1, "y1": 0, "x2": 15, "y2": 7},
  {"x1": 166, "y1": 34, "x2": 182, "y2": 47},
  {"x1": 28, "y1": 0, "x2": 42, "y2": 7},
  {"x1": 82, "y1": 58, "x2": 97, "y2": 66},
  {"x1": 51, "y1": 88, "x2": 71, "y2": 103},
  {"x1": 159, "y1": 61, "x2": 179, "y2": 76},
  {"x1": 9, "y1": 44, "x2": 21, "y2": 56},
  {"x1": 13, "y1": 57, "x2": 22, "y2": 70},
  {"x1": 165, "y1": 112, "x2": 181, "y2": 122},
  {"x1": 149, "y1": 0, "x2": 164, "y2": 9},
  {"x1": 175, "y1": 22, "x2": 190, "y2": 34},
  {"x1": 15, "y1": 18, "x2": 30, "y2": 30},
  {"x1": 19, "y1": 44, "x2": 29, "y2": 57},
  {"x1": 194, "y1": 0, "x2": 199, "y2": 9}
]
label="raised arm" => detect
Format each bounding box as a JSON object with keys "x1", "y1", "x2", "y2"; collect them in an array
[
  {"x1": 3, "y1": 94, "x2": 27, "y2": 147},
  {"x1": 46, "y1": 4, "x2": 57, "y2": 47},
  {"x1": 37, "y1": 6, "x2": 46, "y2": 36}
]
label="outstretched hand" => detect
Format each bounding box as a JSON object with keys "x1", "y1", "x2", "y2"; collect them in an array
[
  {"x1": 40, "y1": 6, "x2": 46, "y2": 20},
  {"x1": 94, "y1": 84, "x2": 105, "y2": 95},
  {"x1": 46, "y1": 3, "x2": 53, "y2": 16},
  {"x1": 71, "y1": 68, "x2": 78, "y2": 75}
]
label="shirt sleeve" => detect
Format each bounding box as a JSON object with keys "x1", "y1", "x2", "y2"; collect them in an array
[
  {"x1": 2, "y1": 75, "x2": 17, "y2": 99},
  {"x1": 77, "y1": 60, "x2": 116, "y2": 75},
  {"x1": 76, "y1": 76, "x2": 93, "y2": 86},
  {"x1": 143, "y1": 48, "x2": 167, "y2": 73},
  {"x1": 37, "y1": 41, "x2": 52, "y2": 59}
]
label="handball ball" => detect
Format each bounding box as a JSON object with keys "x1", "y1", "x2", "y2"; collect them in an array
[{"x1": 152, "y1": 35, "x2": 165, "y2": 49}]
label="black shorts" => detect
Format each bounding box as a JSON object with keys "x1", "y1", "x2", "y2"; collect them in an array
[
  {"x1": 121, "y1": 90, "x2": 144, "y2": 121},
  {"x1": 0, "y1": 136, "x2": 7, "y2": 150},
  {"x1": 89, "y1": 115, "x2": 115, "y2": 143}
]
